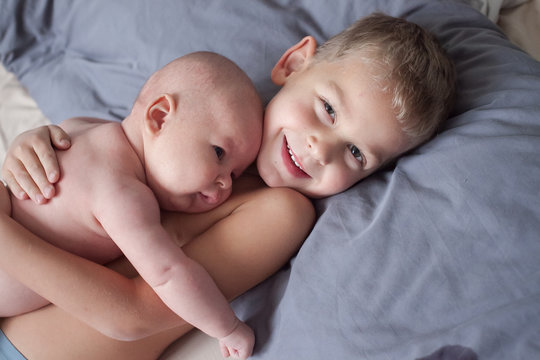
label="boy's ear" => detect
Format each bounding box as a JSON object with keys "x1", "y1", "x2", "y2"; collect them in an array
[
  {"x1": 145, "y1": 93, "x2": 176, "y2": 134},
  {"x1": 271, "y1": 36, "x2": 317, "y2": 85}
]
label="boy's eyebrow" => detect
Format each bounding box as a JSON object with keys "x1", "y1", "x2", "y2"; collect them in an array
[
  {"x1": 365, "y1": 146, "x2": 383, "y2": 170},
  {"x1": 327, "y1": 81, "x2": 346, "y2": 111}
]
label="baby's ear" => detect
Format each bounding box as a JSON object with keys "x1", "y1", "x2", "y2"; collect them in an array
[
  {"x1": 145, "y1": 94, "x2": 176, "y2": 134},
  {"x1": 271, "y1": 36, "x2": 317, "y2": 85}
]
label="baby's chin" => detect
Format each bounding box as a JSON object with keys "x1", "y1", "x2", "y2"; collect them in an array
[
  {"x1": 180, "y1": 199, "x2": 226, "y2": 214},
  {"x1": 157, "y1": 195, "x2": 214, "y2": 214}
]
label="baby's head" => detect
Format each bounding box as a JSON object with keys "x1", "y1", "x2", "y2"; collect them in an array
[
  {"x1": 257, "y1": 13, "x2": 455, "y2": 198},
  {"x1": 130, "y1": 52, "x2": 263, "y2": 212}
]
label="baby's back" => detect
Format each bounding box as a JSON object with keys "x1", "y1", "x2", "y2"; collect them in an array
[{"x1": 10, "y1": 118, "x2": 143, "y2": 264}]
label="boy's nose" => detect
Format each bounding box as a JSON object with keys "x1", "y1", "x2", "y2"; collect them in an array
[{"x1": 307, "y1": 135, "x2": 332, "y2": 166}]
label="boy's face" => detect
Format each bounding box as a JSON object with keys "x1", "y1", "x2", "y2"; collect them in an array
[
  {"x1": 145, "y1": 83, "x2": 262, "y2": 213},
  {"x1": 257, "y1": 39, "x2": 413, "y2": 198}
]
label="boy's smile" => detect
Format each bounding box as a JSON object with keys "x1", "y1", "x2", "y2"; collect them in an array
[
  {"x1": 283, "y1": 136, "x2": 310, "y2": 178},
  {"x1": 257, "y1": 37, "x2": 413, "y2": 198}
]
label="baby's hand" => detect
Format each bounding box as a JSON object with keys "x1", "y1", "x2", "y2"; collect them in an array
[
  {"x1": 1, "y1": 125, "x2": 70, "y2": 204},
  {"x1": 218, "y1": 320, "x2": 255, "y2": 359}
]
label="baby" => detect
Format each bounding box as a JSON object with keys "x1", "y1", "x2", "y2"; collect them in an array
[{"x1": 0, "y1": 51, "x2": 263, "y2": 358}]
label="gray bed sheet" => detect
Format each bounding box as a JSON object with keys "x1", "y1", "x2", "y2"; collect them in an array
[{"x1": 1, "y1": 0, "x2": 539, "y2": 359}]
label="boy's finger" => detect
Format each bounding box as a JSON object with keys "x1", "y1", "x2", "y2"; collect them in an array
[
  {"x1": 48, "y1": 125, "x2": 71, "y2": 150},
  {"x1": 6, "y1": 149, "x2": 50, "y2": 202},
  {"x1": 1, "y1": 171, "x2": 29, "y2": 200},
  {"x1": 21, "y1": 153, "x2": 55, "y2": 201},
  {"x1": 33, "y1": 141, "x2": 61, "y2": 184},
  {"x1": 6, "y1": 167, "x2": 46, "y2": 204}
]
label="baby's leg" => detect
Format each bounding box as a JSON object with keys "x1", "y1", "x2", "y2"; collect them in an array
[{"x1": 0, "y1": 268, "x2": 49, "y2": 317}]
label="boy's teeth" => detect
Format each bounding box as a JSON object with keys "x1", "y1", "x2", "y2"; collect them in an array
[{"x1": 287, "y1": 144, "x2": 303, "y2": 170}]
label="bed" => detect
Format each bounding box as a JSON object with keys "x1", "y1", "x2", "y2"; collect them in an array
[{"x1": 1, "y1": 0, "x2": 539, "y2": 359}]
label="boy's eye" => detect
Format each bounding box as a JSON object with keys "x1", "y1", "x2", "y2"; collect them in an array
[
  {"x1": 323, "y1": 100, "x2": 336, "y2": 122},
  {"x1": 213, "y1": 146, "x2": 225, "y2": 160},
  {"x1": 347, "y1": 144, "x2": 364, "y2": 163}
]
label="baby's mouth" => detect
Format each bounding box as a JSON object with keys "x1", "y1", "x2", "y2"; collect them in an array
[{"x1": 199, "y1": 191, "x2": 220, "y2": 205}]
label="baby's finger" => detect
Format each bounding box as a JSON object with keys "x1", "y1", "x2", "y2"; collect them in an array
[
  {"x1": 220, "y1": 342, "x2": 230, "y2": 358},
  {"x1": 235, "y1": 349, "x2": 246, "y2": 359}
]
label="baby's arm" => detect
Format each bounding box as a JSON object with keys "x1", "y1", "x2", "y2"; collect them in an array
[
  {"x1": 0, "y1": 209, "x2": 183, "y2": 339},
  {"x1": 94, "y1": 178, "x2": 253, "y2": 358}
]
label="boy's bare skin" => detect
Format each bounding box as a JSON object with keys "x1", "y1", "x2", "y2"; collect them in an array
[
  {"x1": 5, "y1": 37, "x2": 417, "y2": 204},
  {"x1": 0, "y1": 172, "x2": 314, "y2": 360},
  {"x1": 0, "y1": 52, "x2": 263, "y2": 359},
  {"x1": 0, "y1": 14, "x2": 455, "y2": 359},
  {"x1": 258, "y1": 36, "x2": 415, "y2": 198}
]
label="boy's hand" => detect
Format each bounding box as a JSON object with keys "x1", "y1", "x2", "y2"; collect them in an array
[
  {"x1": 1, "y1": 125, "x2": 71, "y2": 204},
  {"x1": 218, "y1": 320, "x2": 255, "y2": 359},
  {"x1": 0, "y1": 181, "x2": 12, "y2": 215}
]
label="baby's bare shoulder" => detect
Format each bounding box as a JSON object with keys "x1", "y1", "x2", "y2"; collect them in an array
[
  {"x1": 59, "y1": 120, "x2": 142, "y2": 196},
  {"x1": 65, "y1": 121, "x2": 132, "y2": 165}
]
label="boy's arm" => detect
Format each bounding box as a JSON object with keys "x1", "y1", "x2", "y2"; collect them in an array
[
  {"x1": 1, "y1": 118, "x2": 108, "y2": 204},
  {"x1": 0, "y1": 177, "x2": 314, "y2": 341},
  {"x1": 93, "y1": 179, "x2": 244, "y2": 341},
  {"x1": 0, "y1": 210, "x2": 183, "y2": 340}
]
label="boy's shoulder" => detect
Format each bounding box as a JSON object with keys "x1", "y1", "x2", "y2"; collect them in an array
[{"x1": 232, "y1": 174, "x2": 315, "y2": 228}]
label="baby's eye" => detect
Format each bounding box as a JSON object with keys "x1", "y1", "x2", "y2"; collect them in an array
[
  {"x1": 322, "y1": 99, "x2": 336, "y2": 122},
  {"x1": 213, "y1": 146, "x2": 225, "y2": 160},
  {"x1": 347, "y1": 144, "x2": 364, "y2": 163}
]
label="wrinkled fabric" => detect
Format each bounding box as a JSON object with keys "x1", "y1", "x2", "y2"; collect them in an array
[{"x1": 1, "y1": 1, "x2": 539, "y2": 359}]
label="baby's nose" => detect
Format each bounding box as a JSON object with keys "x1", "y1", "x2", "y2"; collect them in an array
[{"x1": 215, "y1": 172, "x2": 233, "y2": 190}]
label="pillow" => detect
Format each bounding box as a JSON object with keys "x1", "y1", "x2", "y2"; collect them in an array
[
  {"x1": 1, "y1": 1, "x2": 539, "y2": 359},
  {"x1": 1, "y1": 0, "x2": 396, "y2": 122}
]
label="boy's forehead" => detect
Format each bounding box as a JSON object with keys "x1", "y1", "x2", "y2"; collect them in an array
[
  {"x1": 310, "y1": 55, "x2": 383, "y2": 87},
  {"x1": 309, "y1": 58, "x2": 387, "y2": 108}
]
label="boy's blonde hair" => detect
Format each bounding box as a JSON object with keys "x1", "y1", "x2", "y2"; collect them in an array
[{"x1": 314, "y1": 13, "x2": 456, "y2": 143}]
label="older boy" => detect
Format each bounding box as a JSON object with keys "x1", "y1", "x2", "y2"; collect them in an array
[
  {"x1": 0, "y1": 51, "x2": 263, "y2": 358},
  {"x1": 1, "y1": 13, "x2": 455, "y2": 359}
]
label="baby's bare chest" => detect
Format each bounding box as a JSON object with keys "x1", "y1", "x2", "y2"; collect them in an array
[{"x1": 10, "y1": 123, "x2": 141, "y2": 263}]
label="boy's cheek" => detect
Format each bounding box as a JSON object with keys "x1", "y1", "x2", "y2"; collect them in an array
[{"x1": 315, "y1": 170, "x2": 360, "y2": 197}]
